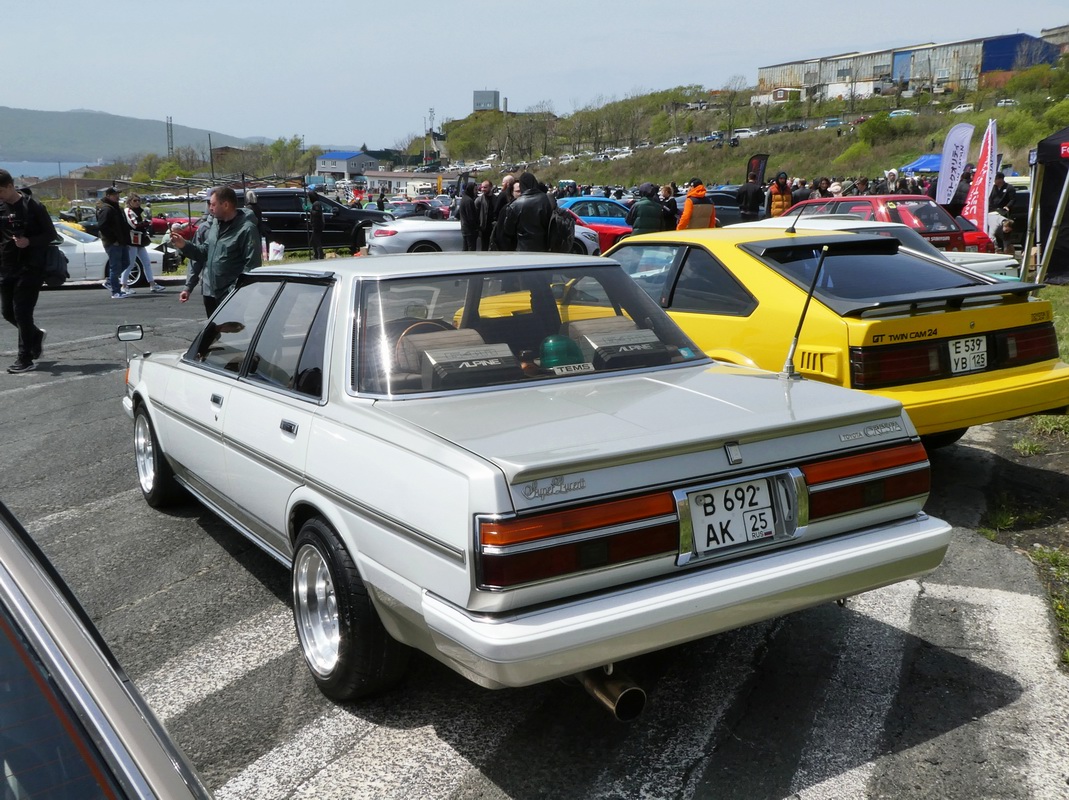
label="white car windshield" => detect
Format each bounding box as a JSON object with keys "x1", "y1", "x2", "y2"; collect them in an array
[{"x1": 356, "y1": 264, "x2": 707, "y2": 395}]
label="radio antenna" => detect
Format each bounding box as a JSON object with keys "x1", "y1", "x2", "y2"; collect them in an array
[{"x1": 781, "y1": 245, "x2": 829, "y2": 380}]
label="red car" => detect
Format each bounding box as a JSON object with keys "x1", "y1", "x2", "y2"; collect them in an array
[
  {"x1": 149, "y1": 211, "x2": 198, "y2": 235},
  {"x1": 953, "y1": 214, "x2": 997, "y2": 253},
  {"x1": 786, "y1": 195, "x2": 968, "y2": 251},
  {"x1": 563, "y1": 208, "x2": 631, "y2": 253}
]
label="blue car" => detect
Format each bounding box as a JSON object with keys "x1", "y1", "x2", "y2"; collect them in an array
[{"x1": 557, "y1": 196, "x2": 633, "y2": 227}]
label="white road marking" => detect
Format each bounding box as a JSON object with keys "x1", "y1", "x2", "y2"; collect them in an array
[
  {"x1": 923, "y1": 582, "x2": 1069, "y2": 800},
  {"x1": 789, "y1": 580, "x2": 918, "y2": 799},
  {"x1": 25, "y1": 490, "x2": 142, "y2": 536},
  {"x1": 0, "y1": 368, "x2": 125, "y2": 397},
  {"x1": 139, "y1": 607, "x2": 297, "y2": 721}
]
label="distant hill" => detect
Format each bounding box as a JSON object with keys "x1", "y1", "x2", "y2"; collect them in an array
[{"x1": 0, "y1": 107, "x2": 254, "y2": 162}]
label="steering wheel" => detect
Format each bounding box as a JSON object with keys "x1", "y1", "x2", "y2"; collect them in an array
[{"x1": 393, "y1": 319, "x2": 454, "y2": 366}]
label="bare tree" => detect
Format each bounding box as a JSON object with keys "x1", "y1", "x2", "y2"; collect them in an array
[{"x1": 721, "y1": 75, "x2": 749, "y2": 137}]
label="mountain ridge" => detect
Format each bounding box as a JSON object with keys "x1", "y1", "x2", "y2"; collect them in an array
[{"x1": 0, "y1": 106, "x2": 256, "y2": 162}]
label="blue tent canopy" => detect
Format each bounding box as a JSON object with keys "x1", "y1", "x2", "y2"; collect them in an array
[{"x1": 900, "y1": 154, "x2": 942, "y2": 173}]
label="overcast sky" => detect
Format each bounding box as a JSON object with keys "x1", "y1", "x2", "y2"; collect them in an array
[{"x1": 10, "y1": 1, "x2": 1066, "y2": 152}]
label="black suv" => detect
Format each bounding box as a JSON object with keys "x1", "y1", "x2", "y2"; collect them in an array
[{"x1": 235, "y1": 188, "x2": 390, "y2": 251}]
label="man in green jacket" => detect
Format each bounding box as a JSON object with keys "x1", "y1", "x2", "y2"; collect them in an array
[
  {"x1": 171, "y1": 186, "x2": 262, "y2": 315},
  {"x1": 625, "y1": 182, "x2": 667, "y2": 236}
]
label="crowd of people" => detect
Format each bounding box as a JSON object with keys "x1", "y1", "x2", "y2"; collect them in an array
[{"x1": 0, "y1": 160, "x2": 1023, "y2": 375}]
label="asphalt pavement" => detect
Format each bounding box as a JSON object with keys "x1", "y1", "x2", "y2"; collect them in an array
[{"x1": 1, "y1": 287, "x2": 1067, "y2": 799}]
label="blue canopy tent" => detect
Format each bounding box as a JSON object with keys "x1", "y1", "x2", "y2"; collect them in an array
[{"x1": 900, "y1": 154, "x2": 942, "y2": 173}]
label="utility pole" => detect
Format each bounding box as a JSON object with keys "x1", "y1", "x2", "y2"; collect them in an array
[{"x1": 428, "y1": 107, "x2": 435, "y2": 163}]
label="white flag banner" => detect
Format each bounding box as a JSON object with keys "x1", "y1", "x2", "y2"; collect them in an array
[
  {"x1": 961, "y1": 120, "x2": 997, "y2": 233},
  {"x1": 935, "y1": 123, "x2": 975, "y2": 205}
]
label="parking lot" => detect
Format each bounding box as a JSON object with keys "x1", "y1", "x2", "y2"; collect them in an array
[{"x1": 2, "y1": 285, "x2": 1068, "y2": 799}]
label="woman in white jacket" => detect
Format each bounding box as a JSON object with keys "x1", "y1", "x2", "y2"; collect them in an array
[{"x1": 122, "y1": 194, "x2": 164, "y2": 293}]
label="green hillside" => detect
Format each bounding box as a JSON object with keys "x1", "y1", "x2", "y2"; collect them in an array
[
  {"x1": 0, "y1": 106, "x2": 252, "y2": 161},
  {"x1": 444, "y1": 61, "x2": 1069, "y2": 186}
]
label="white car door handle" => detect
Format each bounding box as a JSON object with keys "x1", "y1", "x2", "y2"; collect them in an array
[
  {"x1": 280, "y1": 420, "x2": 298, "y2": 435},
  {"x1": 210, "y1": 394, "x2": 223, "y2": 407}
]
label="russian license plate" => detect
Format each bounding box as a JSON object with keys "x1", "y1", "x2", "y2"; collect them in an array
[
  {"x1": 688, "y1": 479, "x2": 775, "y2": 555},
  {"x1": 949, "y1": 335, "x2": 987, "y2": 374}
]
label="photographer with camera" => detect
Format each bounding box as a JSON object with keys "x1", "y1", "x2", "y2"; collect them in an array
[{"x1": 0, "y1": 169, "x2": 56, "y2": 374}]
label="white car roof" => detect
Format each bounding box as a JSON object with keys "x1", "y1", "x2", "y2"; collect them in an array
[{"x1": 249, "y1": 252, "x2": 608, "y2": 282}]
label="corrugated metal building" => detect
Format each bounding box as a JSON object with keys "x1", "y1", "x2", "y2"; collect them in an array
[{"x1": 756, "y1": 30, "x2": 1060, "y2": 102}]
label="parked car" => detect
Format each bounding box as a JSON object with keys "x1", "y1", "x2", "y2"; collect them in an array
[
  {"x1": 888, "y1": 109, "x2": 918, "y2": 118},
  {"x1": 58, "y1": 205, "x2": 101, "y2": 236},
  {"x1": 605, "y1": 228, "x2": 1069, "y2": 447},
  {"x1": 952, "y1": 214, "x2": 997, "y2": 253},
  {"x1": 150, "y1": 210, "x2": 200, "y2": 236},
  {"x1": 234, "y1": 187, "x2": 389, "y2": 251},
  {"x1": 557, "y1": 196, "x2": 632, "y2": 227},
  {"x1": 367, "y1": 217, "x2": 602, "y2": 255},
  {"x1": 705, "y1": 190, "x2": 767, "y2": 226},
  {"x1": 0, "y1": 500, "x2": 211, "y2": 798},
  {"x1": 54, "y1": 222, "x2": 165, "y2": 287},
  {"x1": 785, "y1": 195, "x2": 968, "y2": 251},
  {"x1": 121, "y1": 253, "x2": 951, "y2": 717},
  {"x1": 562, "y1": 208, "x2": 630, "y2": 252},
  {"x1": 996, "y1": 99, "x2": 1020, "y2": 108},
  {"x1": 732, "y1": 216, "x2": 1019, "y2": 280},
  {"x1": 732, "y1": 128, "x2": 758, "y2": 139},
  {"x1": 663, "y1": 146, "x2": 686, "y2": 155},
  {"x1": 949, "y1": 103, "x2": 975, "y2": 114}
]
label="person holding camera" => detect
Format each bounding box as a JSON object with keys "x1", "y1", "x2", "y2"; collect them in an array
[{"x1": 0, "y1": 169, "x2": 56, "y2": 374}]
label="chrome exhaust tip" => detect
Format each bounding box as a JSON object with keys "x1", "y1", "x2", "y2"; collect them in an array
[{"x1": 576, "y1": 666, "x2": 646, "y2": 722}]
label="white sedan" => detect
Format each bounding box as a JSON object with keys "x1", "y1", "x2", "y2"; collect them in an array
[
  {"x1": 367, "y1": 216, "x2": 603, "y2": 255},
  {"x1": 663, "y1": 146, "x2": 686, "y2": 155},
  {"x1": 731, "y1": 216, "x2": 1022, "y2": 279},
  {"x1": 121, "y1": 253, "x2": 950, "y2": 720},
  {"x1": 54, "y1": 222, "x2": 164, "y2": 286}
]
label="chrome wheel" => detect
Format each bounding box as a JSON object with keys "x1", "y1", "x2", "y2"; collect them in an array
[
  {"x1": 134, "y1": 412, "x2": 156, "y2": 495},
  {"x1": 294, "y1": 543, "x2": 340, "y2": 677}
]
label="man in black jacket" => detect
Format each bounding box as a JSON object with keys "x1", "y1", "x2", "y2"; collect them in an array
[
  {"x1": 736, "y1": 172, "x2": 764, "y2": 221},
  {"x1": 0, "y1": 170, "x2": 57, "y2": 373},
  {"x1": 502, "y1": 172, "x2": 554, "y2": 252},
  {"x1": 96, "y1": 187, "x2": 131, "y2": 298}
]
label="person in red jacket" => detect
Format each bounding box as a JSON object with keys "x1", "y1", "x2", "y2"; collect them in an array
[{"x1": 676, "y1": 177, "x2": 716, "y2": 230}]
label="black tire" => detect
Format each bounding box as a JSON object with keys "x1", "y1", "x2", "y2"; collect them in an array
[
  {"x1": 921, "y1": 428, "x2": 968, "y2": 450},
  {"x1": 133, "y1": 406, "x2": 185, "y2": 507},
  {"x1": 408, "y1": 241, "x2": 441, "y2": 253},
  {"x1": 292, "y1": 518, "x2": 411, "y2": 700},
  {"x1": 570, "y1": 238, "x2": 586, "y2": 255}
]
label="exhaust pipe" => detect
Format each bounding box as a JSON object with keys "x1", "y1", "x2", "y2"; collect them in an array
[{"x1": 576, "y1": 666, "x2": 646, "y2": 722}]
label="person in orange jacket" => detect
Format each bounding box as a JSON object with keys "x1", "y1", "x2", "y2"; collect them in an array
[
  {"x1": 766, "y1": 172, "x2": 794, "y2": 217},
  {"x1": 676, "y1": 177, "x2": 717, "y2": 230}
]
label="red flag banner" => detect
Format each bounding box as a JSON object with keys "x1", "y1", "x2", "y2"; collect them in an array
[{"x1": 961, "y1": 120, "x2": 997, "y2": 234}]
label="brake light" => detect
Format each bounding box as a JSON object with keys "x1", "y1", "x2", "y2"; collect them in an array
[
  {"x1": 477, "y1": 492, "x2": 678, "y2": 589},
  {"x1": 372, "y1": 228, "x2": 398, "y2": 237},
  {"x1": 850, "y1": 342, "x2": 942, "y2": 388},
  {"x1": 998, "y1": 324, "x2": 1059, "y2": 367},
  {"x1": 802, "y1": 443, "x2": 930, "y2": 520},
  {"x1": 850, "y1": 323, "x2": 1059, "y2": 389}
]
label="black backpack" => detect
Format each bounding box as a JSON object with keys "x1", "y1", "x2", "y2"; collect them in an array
[
  {"x1": 43, "y1": 245, "x2": 69, "y2": 288},
  {"x1": 546, "y1": 206, "x2": 575, "y2": 253}
]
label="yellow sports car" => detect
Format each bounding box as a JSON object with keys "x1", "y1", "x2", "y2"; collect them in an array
[{"x1": 605, "y1": 228, "x2": 1069, "y2": 446}]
